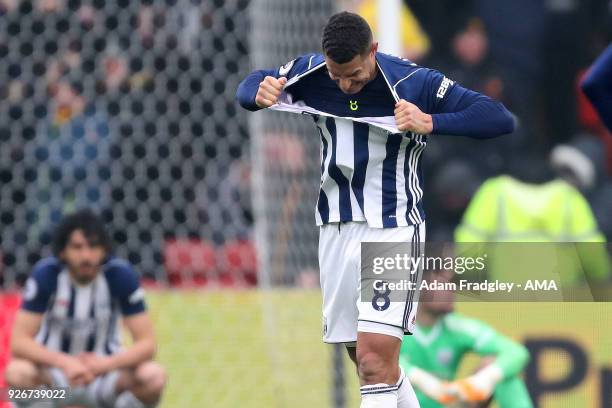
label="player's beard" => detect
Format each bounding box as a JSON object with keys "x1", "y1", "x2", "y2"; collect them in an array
[{"x1": 70, "y1": 261, "x2": 100, "y2": 284}]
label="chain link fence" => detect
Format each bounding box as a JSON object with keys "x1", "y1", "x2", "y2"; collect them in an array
[{"x1": 0, "y1": 0, "x2": 254, "y2": 287}]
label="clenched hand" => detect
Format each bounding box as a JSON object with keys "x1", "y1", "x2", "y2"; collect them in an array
[
  {"x1": 255, "y1": 76, "x2": 288, "y2": 108},
  {"x1": 394, "y1": 99, "x2": 433, "y2": 134}
]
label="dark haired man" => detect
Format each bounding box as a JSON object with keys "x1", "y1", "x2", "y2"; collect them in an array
[
  {"x1": 6, "y1": 210, "x2": 166, "y2": 408},
  {"x1": 237, "y1": 11, "x2": 514, "y2": 408}
]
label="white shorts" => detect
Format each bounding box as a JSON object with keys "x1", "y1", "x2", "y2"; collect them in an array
[
  {"x1": 43, "y1": 367, "x2": 120, "y2": 408},
  {"x1": 319, "y1": 221, "x2": 425, "y2": 344}
]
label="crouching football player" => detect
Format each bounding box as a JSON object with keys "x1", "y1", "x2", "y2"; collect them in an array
[{"x1": 5, "y1": 210, "x2": 166, "y2": 408}]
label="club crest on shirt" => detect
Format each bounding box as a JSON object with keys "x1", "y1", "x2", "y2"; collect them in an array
[
  {"x1": 23, "y1": 278, "x2": 38, "y2": 301},
  {"x1": 349, "y1": 100, "x2": 358, "y2": 111},
  {"x1": 279, "y1": 59, "x2": 295, "y2": 76},
  {"x1": 129, "y1": 288, "x2": 145, "y2": 304}
]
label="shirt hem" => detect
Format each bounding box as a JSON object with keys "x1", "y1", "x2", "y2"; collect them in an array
[{"x1": 316, "y1": 215, "x2": 426, "y2": 228}]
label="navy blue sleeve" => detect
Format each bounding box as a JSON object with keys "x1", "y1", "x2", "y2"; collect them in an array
[
  {"x1": 421, "y1": 70, "x2": 515, "y2": 138},
  {"x1": 236, "y1": 68, "x2": 278, "y2": 111},
  {"x1": 236, "y1": 54, "x2": 317, "y2": 111},
  {"x1": 105, "y1": 260, "x2": 146, "y2": 316},
  {"x1": 21, "y1": 259, "x2": 60, "y2": 313},
  {"x1": 582, "y1": 45, "x2": 612, "y2": 132}
]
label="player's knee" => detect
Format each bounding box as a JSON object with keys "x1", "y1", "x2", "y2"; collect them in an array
[
  {"x1": 5, "y1": 359, "x2": 40, "y2": 388},
  {"x1": 134, "y1": 362, "x2": 167, "y2": 395},
  {"x1": 357, "y1": 352, "x2": 392, "y2": 384}
]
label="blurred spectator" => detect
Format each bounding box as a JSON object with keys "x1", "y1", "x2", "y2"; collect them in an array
[
  {"x1": 474, "y1": 0, "x2": 545, "y2": 149},
  {"x1": 446, "y1": 19, "x2": 502, "y2": 100},
  {"x1": 197, "y1": 159, "x2": 253, "y2": 245},
  {"x1": 456, "y1": 152, "x2": 604, "y2": 243},
  {"x1": 36, "y1": 0, "x2": 63, "y2": 14},
  {"x1": 407, "y1": 0, "x2": 474, "y2": 61},
  {"x1": 0, "y1": 0, "x2": 16, "y2": 14},
  {"x1": 550, "y1": 135, "x2": 612, "y2": 241},
  {"x1": 426, "y1": 160, "x2": 481, "y2": 241},
  {"x1": 455, "y1": 150, "x2": 610, "y2": 286},
  {"x1": 25, "y1": 80, "x2": 111, "y2": 241},
  {"x1": 103, "y1": 54, "x2": 129, "y2": 92}
]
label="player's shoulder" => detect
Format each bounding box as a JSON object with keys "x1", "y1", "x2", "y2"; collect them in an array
[
  {"x1": 442, "y1": 312, "x2": 492, "y2": 336},
  {"x1": 278, "y1": 53, "x2": 325, "y2": 78},
  {"x1": 25, "y1": 257, "x2": 62, "y2": 298},
  {"x1": 103, "y1": 257, "x2": 141, "y2": 296},
  {"x1": 478, "y1": 175, "x2": 512, "y2": 194},
  {"x1": 105, "y1": 259, "x2": 147, "y2": 309},
  {"x1": 375, "y1": 53, "x2": 430, "y2": 81},
  {"x1": 31, "y1": 257, "x2": 62, "y2": 282},
  {"x1": 103, "y1": 257, "x2": 137, "y2": 278},
  {"x1": 376, "y1": 53, "x2": 450, "y2": 101}
]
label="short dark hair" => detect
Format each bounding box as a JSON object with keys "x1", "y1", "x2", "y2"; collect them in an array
[
  {"x1": 322, "y1": 11, "x2": 373, "y2": 64},
  {"x1": 52, "y1": 209, "x2": 112, "y2": 257}
]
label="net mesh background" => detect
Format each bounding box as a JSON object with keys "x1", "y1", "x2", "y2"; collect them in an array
[
  {"x1": 249, "y1": 0, "x2": 334, "y2": 285},
  {"x1": 0, "y1": 0, "x2": 255, "y2": 286}
]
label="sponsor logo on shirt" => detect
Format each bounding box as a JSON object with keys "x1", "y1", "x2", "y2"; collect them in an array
[
  {"x1": 436, "y1": 77, "x2": 454, "y2": 99},
  {"x1": 437, "y1": 348, "x2": 454, "y2": 365}
]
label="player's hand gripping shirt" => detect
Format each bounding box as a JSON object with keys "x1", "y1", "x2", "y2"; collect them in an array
[
  {"x1": 21, "y1": 257, "x2": 146, "y2": 355},
  {"x1": 237, "y1": 52, "x2": 514, "y2": 228}
]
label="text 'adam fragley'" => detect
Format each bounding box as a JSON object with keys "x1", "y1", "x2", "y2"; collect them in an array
[{"x1": 374, "y1": 279, "x2": 559, "y2": 293}]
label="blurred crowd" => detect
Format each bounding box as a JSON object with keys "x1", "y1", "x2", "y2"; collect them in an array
[
  {"x1": 0, "y1": 0, "x2": 254, "y2": 285},
  {"x1": 382, "y1": 0, "x2": 612, "y2": 242},
  {"x1": 0, "y1": 0, "x2": 610, "y2": 287}
]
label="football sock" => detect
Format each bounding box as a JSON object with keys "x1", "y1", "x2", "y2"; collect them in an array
[
  {"x1": 396, "y1": 368, "x2": 420, "y2": 408},
  {"x1": 360, "y1": 383, "x2": 399, "y2": 407}
]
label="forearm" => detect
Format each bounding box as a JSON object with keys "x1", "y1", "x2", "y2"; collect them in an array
[
  {"x1": 482, "y1": 338, "x2": 529, "y2": 379},
  {"x1": 12, "y1": 335, "x2": 68, "y2": 368},
  {"x1": 236, "y1": 69, "x2": 276, "y2": 111},
  {"x1": 106, "y1": 337, "x2": 156, "y2": 371},
  {"x1": 432, "y1": 98, "x2": 515, "y2": 138}
]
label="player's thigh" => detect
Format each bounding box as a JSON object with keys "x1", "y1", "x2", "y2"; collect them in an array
[
  {"x1": 319, "y1": 223, "x2": 361, "y2": 343},
  {"x1": 4, "y1": 358, "x2": 45, "y2": 387}
]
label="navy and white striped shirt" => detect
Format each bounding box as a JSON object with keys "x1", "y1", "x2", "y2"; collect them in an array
[
  {"x1": 21, "y1": 257, "x2": 146, "y2": 355},
  {"x1": 237, "y1": 53, "x2": 515, "y2": 228},
  {"x1": 287, "y1": 67, "x2": 427, "y2": 227}
]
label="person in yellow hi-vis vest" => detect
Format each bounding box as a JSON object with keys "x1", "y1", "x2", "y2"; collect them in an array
[{"x1": 455, "y1": 147, "x2": 610, "y2": 298}]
